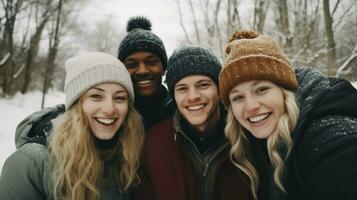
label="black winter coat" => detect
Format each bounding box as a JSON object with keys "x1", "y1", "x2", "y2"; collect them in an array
[{"x1": 259, "y1": 68, "x2": 357, "y2": 200}]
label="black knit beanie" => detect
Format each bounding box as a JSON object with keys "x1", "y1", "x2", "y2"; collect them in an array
[
  {"x1": 117, "y1": 16, "x2": 168, "y2": 70},
  {"x1": 166, "y1": 46, "x2": 222, "y2": 97}
]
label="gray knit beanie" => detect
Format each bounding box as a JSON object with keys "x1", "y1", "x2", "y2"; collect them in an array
[
  {"x1": 166, "y1": 46, "x2": 222, "y2": 97},
  {"x1": 64, "y1": 52, "x2": 134, "y2": 110},
  {"x1": 117, "y1": 16, "x2": 168, "y2": 70}
]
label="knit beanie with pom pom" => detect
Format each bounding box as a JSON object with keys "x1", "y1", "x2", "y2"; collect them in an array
[
  {"x1": 117, "y1": 16, "x2": 168, "y2": 70},
  {"x1": 219, "y1": 30, "x2": 298, "y2": 106}
]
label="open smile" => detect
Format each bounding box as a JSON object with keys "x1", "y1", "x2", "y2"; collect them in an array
[
  {"x1": 95, "y1": 117, "x2": 117, "y2": 126},
  {"x1": 136, "y1": 79, "x2": 152, "y2": 86},
  {"x1": 186, "y1": 103, "x2": 206, "y2": 112},
  {"x1": 247, "y1": 113, "x2": 271, "y2": 124}
]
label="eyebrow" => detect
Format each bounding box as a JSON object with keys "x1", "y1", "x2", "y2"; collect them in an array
[
  {"x1": 175, "y1": 78, "x2": 213, "y2": 88},
  {"x1": 91, "y1": 87, "x2": 127, "y2": 94},
  {"x1": 229, "y1": 81, "x2": 261, "y2": 94}
]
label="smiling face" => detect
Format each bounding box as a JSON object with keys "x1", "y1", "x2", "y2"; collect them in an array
[
  {"x1": 174, "y1": 75, "x2": 220, "y2": 133},
  {"x1": 229, "y1": 80, "x2": 286, "y2": 139},
  {"x1": 81, "y1": 83, "x2": 129, "y2": 140},
  {"x1": 123, "y1": 51, "x2": 164, "y2": 98}
]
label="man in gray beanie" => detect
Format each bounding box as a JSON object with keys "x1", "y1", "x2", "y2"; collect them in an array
[
  {"x1": 14, "y1": 16, "x2": 175, "y2": 148},
  {"x1": 133, "y1": 46, "x2": 253, "y2": 200}
]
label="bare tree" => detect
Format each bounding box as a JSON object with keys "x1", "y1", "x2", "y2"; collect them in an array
[
  {"x1": 253, "y1": 0, "x2": 269, "y2": 33},
  {"x1": 0, "y1": 0, "x2": 25, "y2": 96},
  {"x1": 336, "y1": 44, "x2": 357, "y2": 78},
  {"x1": 21, "y1": 0, "x2": 51, "y2": 94},
  {"x1": 275, "y1": 0, "x2": 292, "y2": 48},
  {"x1": 323, "y1": 0, "x2": 337, "y2": 76},
  {"x1": 41, "y1": 0, "x2": 63, "y2": 108}
]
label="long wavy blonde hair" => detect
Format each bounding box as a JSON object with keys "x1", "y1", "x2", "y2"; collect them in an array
[
  {"x1": 225, "y1": 88, "x2": 299, "y2": 199},
  {"x1": 50, "y1": 99, "x2": 145, "y2": 200}
]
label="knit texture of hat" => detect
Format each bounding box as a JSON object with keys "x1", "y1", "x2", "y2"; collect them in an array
[
  {"x1": 64, "y1": 52, "x2": 134, "y2": 110},
  {"x1": 219, "y1": 30, "x2": 298, "y2": 106},
  {"x1": 166, "y1": 46, "x2": 222, "y2": 97},
  {"x1": 117, "y1": 16, "x2": 168, "y2": 70}
]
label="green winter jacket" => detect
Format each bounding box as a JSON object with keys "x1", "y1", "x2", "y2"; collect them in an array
[{"x1": 0, "y1": 107, "x2": 130, "y2": 200}]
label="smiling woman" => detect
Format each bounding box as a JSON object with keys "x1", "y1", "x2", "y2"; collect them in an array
[
  {"x1": 219, "y1": 30, "x2": 357, "y2": 200},
  {"x1": 81, "y1": 83, "x2": 129, "y2": 140},
  {"x1": 0, "y1": 52, "x2": 145, "y2": 200}
]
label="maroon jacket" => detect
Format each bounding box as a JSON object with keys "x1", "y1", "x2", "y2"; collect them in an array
[{"x1": 133, "y1": 117, "x2": 253, "y2": 200}]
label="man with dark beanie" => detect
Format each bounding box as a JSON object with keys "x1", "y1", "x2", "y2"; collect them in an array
[
  {"x1": 117, "y1": 16, "x2": 175, "y2": 128},
  {"x1": 14, "y1": 16, "x2": 175, "y2": 147},
  {"x1": 133, "y1": 46, "x2": 253, "y2": 200}
]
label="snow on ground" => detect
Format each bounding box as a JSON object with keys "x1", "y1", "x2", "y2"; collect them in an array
[{"x1": 0, "y1": 90, "x2": 65, "y2": 172}]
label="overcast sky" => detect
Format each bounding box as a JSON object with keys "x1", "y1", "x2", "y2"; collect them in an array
[{"x1": 78, "y1": 0, "x2": 184, "y2": 56}]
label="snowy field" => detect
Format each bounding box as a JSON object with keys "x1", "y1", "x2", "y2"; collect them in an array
[
  {"x1": 1, "y1": 82, "x2": 357, "y2": 172},
  {"x1": 0, "y1": 91, "x2": 65, "y2": 172}
]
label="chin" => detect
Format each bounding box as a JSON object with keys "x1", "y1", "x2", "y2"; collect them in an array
[{"x1": 94, "y1": 134, "x2": 116, "y2": 140}]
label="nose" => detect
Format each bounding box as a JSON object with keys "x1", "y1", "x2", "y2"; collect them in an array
[
  {"x1": 245, "y1": 96, "x2": 260, "y2": 113},
  {"x1": 102, "y1": 99, "x2": 116, "y2": 116},
  {"x1": 187, "y1": 88, "x2": 200, "y2": 102},
  {"x1": 136, "y1": 61, "x2": 149, "y2": 75}
]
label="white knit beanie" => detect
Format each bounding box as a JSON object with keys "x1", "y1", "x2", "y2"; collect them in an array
[{"x1": 64, "y1": 52, "x2": 134, "y2": 110}]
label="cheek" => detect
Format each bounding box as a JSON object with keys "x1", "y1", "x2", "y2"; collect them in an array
[
  {"x1": 275, "y1": 95, "x2": 286, "y2": 116},
  {"x1": 231, "y1": 104, "x2": 244, "y2": 123},
  {"x1": 81, "y1": 103, "x2": 93, "y2": 120}
]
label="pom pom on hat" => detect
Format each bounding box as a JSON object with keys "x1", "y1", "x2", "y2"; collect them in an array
[
  {"x1": 226, "y1": 30, "x2": 260, "y2": 54},
  {"x1": 126, "y1": 16, "x2": 152, "y2": 32},
  {"x1": 118, "y1": 16, "x2": 168, "y2": 70}
]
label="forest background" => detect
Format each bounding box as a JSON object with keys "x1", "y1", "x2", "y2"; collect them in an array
[{"x1": 1, "y1": 0, "x2": 356, "y2": 103}]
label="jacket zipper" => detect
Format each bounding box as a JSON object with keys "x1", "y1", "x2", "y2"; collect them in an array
[{"x1": 179, "y1": 131, "x2": 227, "y2": 200}]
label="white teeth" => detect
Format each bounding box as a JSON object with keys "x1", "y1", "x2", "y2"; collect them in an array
[
  {"x1": 187, "y1": 104, "x2": 204, "y2": 111},
  {"x1": 137, "y1": 80, "x2": 151, "y2": 85},
  {"x1": 96, "y1": 118, "x2": 116, "y2": 125},
  {"x1": 249, "y1": 113, "x2": 270, "y2": 123}
]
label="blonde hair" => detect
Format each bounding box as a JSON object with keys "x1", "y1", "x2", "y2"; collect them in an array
[
  {"x1": 50, "y1": 100, "x2": 144, "y2": 200},
  {"x1": 225, "y1": 89, "x2": 299, "y2": 199}
]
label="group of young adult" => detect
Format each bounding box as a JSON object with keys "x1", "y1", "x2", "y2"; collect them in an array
[{"x1": 0, "y1": 16, "x2": 356, "y2": 200}]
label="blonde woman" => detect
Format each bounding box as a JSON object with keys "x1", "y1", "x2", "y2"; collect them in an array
[
  {"x1": 219, "y1": 31, "x2": 357, "y2": 200},
  {"x1": 0, "y1": 52, "x2": 145, "y2": 200}
]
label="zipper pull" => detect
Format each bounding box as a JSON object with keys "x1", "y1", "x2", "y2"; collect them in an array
[{"x1": 202, "y1": 163, "x2": 209, "y2": 177}]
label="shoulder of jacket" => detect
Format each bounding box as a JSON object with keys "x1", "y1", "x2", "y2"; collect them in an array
[
  {"x1": 15, "y1": 104, "x2": 65, "y2": 148},
  {"x1": 299, "y1": 115, "x2": 357, "y2": 154},
  {"x1": 146, "y1": 118, "x2": 174, "y2": 138},
  {"x1": 14, "y1": 143, "x2": 50, "y2": 166}
]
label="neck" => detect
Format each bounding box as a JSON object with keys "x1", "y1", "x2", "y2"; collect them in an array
[
  {"x1": 193, "y1": 108, "x2": 221, "y2": 135},
  {"x1": 136, "y1": 86, "x2": 163, "y2": 109},
  {"x1": 93, "y1": 131, "x2": 120, "y2": 151}
]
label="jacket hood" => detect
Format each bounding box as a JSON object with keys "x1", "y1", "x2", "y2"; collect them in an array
[
  {"x1": 15, "y1": 104, "x2": 65, "y2": 148},
  {"x1": 293, "y1": 67, "x2": 357, "y2": 143}
]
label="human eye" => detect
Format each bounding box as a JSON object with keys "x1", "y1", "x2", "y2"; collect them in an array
[
  {"x1": 124, "y1": 61, "x2": 138, "y2": 69},
  {"x1": 256, "y1": 86, "x2": 270, "y2": 95},
  {"x1": 198, "y1": 82, "x2": 210, "y2": 89},
  {"x1": 114, "y1": 95, "x2": 127, "y2": 103},
  {"x1": 230, "y1": 94, "x2": 244, "y2": 103},
  {"x1": 145, "y1": 58, "x2": 159, "y2": 66},
  {"x1": 89, "y1": 94, "x2": 102, "y2": 101},
  {"x1": 175, "y1": 86, "x2": 187, "y2": 93}
]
